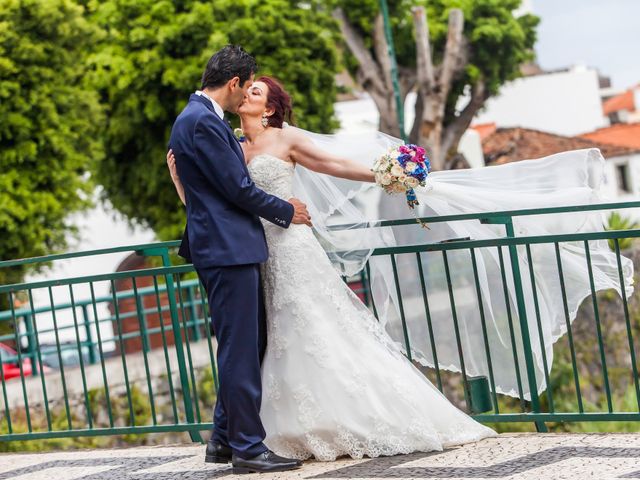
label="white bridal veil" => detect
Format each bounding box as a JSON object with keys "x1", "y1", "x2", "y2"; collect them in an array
[{"x1": 291, "y1": 128, "x2": 635, "y2": 399}]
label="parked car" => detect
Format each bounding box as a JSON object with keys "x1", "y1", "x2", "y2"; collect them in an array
[
  {"x1": 39, "y1": 343, "x2": 93, "y2": 369},
  {"x1": 0, "y1": 342, "x2": 33, "y2": 380}
]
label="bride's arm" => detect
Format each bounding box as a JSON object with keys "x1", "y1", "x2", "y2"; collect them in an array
[
  {"x1": 288, "y1": 129, "x2": 375, "y2": 182},
  {"x1": 167, "y1": 149, "x2": 187, "y2": 205}
]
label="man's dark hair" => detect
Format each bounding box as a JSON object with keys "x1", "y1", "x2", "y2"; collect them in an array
[{"x1": 201, "y1": 45, "x2": 258, "y2": 90}]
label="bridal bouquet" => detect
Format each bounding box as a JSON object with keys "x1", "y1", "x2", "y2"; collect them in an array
[{"x1": 373, "y1": 145, "x2": 431, "y2": 226}]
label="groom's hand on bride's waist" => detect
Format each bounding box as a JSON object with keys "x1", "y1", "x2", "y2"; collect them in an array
[{"x1": 288, "y1": 198, "x2": 312, "y2": 227}]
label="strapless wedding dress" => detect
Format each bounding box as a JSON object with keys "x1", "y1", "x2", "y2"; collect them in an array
[{"x1": 247, "y1": 154, "x2": 496, "y2": 461}]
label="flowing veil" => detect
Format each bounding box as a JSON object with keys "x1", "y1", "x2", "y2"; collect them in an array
[{"x1": 290, "y1": 127, "x2": 635, "y2": 399}]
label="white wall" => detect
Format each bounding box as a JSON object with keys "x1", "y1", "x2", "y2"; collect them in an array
[{"x1": 473, "y1": 66, "x2": 607, "y2": 136}]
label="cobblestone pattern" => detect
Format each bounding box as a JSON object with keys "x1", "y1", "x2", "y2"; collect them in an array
[{"x1": 1, "y1": 434, "x2": 639, "y2": 479}]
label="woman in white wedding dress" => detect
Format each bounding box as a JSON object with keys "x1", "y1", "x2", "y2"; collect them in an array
[{"x1": 167, "y1": 76, "x2": 496, "y2": 460}]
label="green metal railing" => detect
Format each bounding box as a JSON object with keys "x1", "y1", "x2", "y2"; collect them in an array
[{"x1": 1, "y1": 201, "x2": 639, "y2": 443}]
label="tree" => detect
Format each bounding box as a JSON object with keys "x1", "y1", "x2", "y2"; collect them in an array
[
  {"x1": 333, "y1": 0, "x2": 539, "y2": 170},
  {"x1": 88, "y1": 0, "x2": 341, "y2": 241},
  {"x1": 0, "y1": 0, "x2": 102, "y2": 294}
]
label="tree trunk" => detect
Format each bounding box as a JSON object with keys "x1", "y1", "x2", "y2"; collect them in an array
[{"x1": 412, "y1": 6, "x2": 465, "y2": 170}]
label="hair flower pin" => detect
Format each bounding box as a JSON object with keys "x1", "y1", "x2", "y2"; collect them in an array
[{"x1": 233, "y1": 128, "x2": 245, "y2": 142}]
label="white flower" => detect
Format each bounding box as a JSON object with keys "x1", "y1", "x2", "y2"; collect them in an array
[
  {"x1": 390, "y1": 165, "x2": 404, "y2": 177},
  {"x1": 405, "y1": 161, "x2": 417, "y2": 173},
  {"x1": 392, "y1": 182, "x2": 407, "y2": 193},
  {"x1": 381, "y1": 173, "x2": 393, "y2": 185},
  {"x1": 405, "y1": 176, "x2": 419, "y2": 188}
]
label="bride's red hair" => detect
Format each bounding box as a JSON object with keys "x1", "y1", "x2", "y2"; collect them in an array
[{"x1": 258, "y1": 76, "x2": 295, "y2": 128}]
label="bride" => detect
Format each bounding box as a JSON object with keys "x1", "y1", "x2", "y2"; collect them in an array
[{"x1": 167, "y1": 76, "x2": 497, "y2": 460}]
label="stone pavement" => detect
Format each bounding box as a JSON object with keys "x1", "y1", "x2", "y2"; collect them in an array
[{"x1": 1, "y1": 433, "x2": 640, "y2": 480}]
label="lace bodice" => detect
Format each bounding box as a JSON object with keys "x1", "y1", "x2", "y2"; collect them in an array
[{"x1": 247, "y1": 154, "x2": 295, "y2": 201}]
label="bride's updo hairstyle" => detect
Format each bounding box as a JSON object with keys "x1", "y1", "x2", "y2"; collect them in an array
[{"x1": 258, "y1": 76, "x2": 295, "y2": 128}]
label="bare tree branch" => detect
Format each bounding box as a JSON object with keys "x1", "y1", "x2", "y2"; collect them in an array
[
  {"x1": 439, "y1": 9, "x2": 464, "y2": 97},
  {"x1": 411, "y1": 6, "x2": 435, "y2": 90},
  {"x1": 409, "y1": 90, "x2": 424, "y2": 143},
  {"x1": 373, "y1": 13, "x2": 393, "y2": 94},
  {"x1": 441, "y1": 80, "x2": 487, "y2": 155},
  {"x1": 332, "y1": 8, "x2": 387, "y2": 95}
]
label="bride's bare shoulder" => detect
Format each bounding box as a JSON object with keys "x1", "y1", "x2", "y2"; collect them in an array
[{"x1": 280, "y1": 126, "x2": 311, "y2": 147}]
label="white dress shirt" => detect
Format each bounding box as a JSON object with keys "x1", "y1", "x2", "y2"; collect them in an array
[{"x1": 195, "y1": 90, "x2": 224, "y2": 120}]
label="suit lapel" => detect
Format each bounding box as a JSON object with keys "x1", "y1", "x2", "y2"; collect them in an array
[{"x1": 190, "y1": 94, "x2": 246, "y2": 167}]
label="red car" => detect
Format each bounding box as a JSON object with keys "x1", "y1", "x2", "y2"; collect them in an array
[{"x1": 0, "y1": 342, "x2": 33, "y2": 381}]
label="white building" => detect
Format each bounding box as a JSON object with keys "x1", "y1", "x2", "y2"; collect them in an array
[{"x1": 472, "y1": 65, "x2": 608, "y2": 136}]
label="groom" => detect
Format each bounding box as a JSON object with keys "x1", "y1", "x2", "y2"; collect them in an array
[{"x1": 169, "y1": 45, "x2": 310, "y2": 473}]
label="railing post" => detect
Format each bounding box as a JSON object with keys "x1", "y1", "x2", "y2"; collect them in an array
[
  {"x1": 481, "y1": 216, "x2": 548, "y2": 432},
  {"x1": 137, "y1": 247, "x2": 203, "y2": 443},
  {"x1": 81, "y1": 305, "x2": 97, "y2": 365},
  {"x1": 23, "y1": 314, "x2": 38, "y2": 376},
  {"x1": 186, "y1": 285, "x2": 201, "y2": 342}
]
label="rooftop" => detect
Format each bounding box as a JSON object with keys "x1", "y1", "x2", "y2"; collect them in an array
[
  {"x1": 478, "y1": 127, "x2": 639, "y2": 165},
  {"x1": 603, "y1": 86, "x2": 638, "y2": 115},
  {"x1": 580, "y1": 122, "x2": 640, "y2": 150}
]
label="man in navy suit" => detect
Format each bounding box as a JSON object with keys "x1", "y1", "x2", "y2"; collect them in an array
[{"x1": 169, "y1": 45, "x2": 310, "y2": 474}]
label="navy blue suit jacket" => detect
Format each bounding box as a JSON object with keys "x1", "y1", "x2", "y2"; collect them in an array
[{"x1": 169, "y1": 94, "x2": 294, "y2": 268}]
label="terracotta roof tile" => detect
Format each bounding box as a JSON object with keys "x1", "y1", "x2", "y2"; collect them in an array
[
  {"x1": 580, "y1": 123, "x2": 640, "y2": 149},
  {"x1": 471, "y1": 122, "x2": 497, "y2": 141},
  {"x1": 482, "y1": 127, "x2": 639, "y2": 165},
  {"x1": 603, "y1": 88, "x2": 636, "y2": 115}
]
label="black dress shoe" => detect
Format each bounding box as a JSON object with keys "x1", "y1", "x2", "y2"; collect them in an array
[
  {"x1": 232, "y1": 450, "x2": 302, "y2": 474},
  {"x1": 205, "y1": 441, "x2": 232, "y2": 464}
]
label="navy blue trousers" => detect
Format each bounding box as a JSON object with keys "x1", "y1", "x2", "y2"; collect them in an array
[{"x1": 197, "y1": 263, "x2": 268, "y2": 459}]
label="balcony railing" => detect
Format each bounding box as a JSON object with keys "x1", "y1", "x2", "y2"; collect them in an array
[{"x1": 0, "y1": 201, "x2": 639, "y2": 443}]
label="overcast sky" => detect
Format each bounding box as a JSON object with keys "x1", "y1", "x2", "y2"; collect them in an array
[{"x1": 531, "y1": 0, "x2": 640, "y2": 90}]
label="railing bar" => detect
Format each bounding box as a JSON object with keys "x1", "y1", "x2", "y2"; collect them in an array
[
  {"x1": 369, "y1": 228, "x2": 640, "y2": 257},
  {"x1": 131, "y1": 278, "x2": 157, "y2": 425},
  {"x1": 0, "y1": 265, "x2": 194, "y2": 294},
  {"x1": 0, "y1": 307, "x2": 12, "y2": 433},
  {"x1": 365, "y1": 262, "x2": 379, "y2": 320},
  {"x1": 614, "y1": 239, "x2": 640, "y2": 411},
  {"x1": 584, "y1": 240, "x2": 613, "y2": 413},
  {"x1": 153, "y1": 276, "x2": 179, "y2": 423},
  {"x1": 27, "y1": 289, "x2": 52, "y2": 430},
  {"x1": 554, "y1": 242, "x2": 584, "y2": 413},
  {"x1": 68, "y1": 285, "x2": 94, "y2": 429},
  {"x1": 186, "y1": 286, "x2": 201, "y2": 341},
  {"x1": 497, "y1": 247, "x2": 525, "y2": 409},
  {"x1": 525, "y1": 244, "x2": 554, "y2": 413},
  {"x1": 442, "y1": 250, "x2": 471, "y2": 409},
  {"x1": 48, "y1": 286, "x2": 73, "y2": 430},
  {"x1": 470, "y1": 248, "x2": 499, "y2": 413},
  {"x1": 176, "y1": 276, "x2": 202, "y2": 423},
  {"x1": 390, "y1": 254, "x2": 412, "y2": 361},
  {"x1": 0, "y1": 240, "x2": 182, "y2": 269},
  {"x1": 198, "y1": 282, "x2": 219, "y2": 392},
  {"x1": 0, "y1": 279, "x2": 203, "y2": 320},
  {"x1": 110, "y1": 280, "x2": 136, "y2": 427},
  {"x1": 8, "y1": 292, "x2": 32, "y2": 432},
  {"x1": 415, "y1": 253, "x2": 443, "y2": 392},
  {"x1": 89, "y1": 282, "x2": 114, "y2": 427}
]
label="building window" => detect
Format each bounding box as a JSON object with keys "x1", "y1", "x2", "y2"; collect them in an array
[{"x1": 616, "y1": 164, "x2": 631, "y2": 193}]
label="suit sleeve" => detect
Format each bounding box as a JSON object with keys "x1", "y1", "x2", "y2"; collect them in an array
[{"x1": 193, "y1": 116, "x2": 294, "y2": 228}]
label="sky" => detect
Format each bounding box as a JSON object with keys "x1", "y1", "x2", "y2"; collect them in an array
[{"x1": 531, "y1": 0, "x2": 640, "y2": 90}]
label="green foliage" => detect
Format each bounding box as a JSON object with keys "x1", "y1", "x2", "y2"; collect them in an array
[
  {"x1": 196, "y1": 365, "x2": 217, "y2": 408},
  {"x1": 0, "y1": 0, "x2": 103, "y2": 295},
  {"x1": 334, "y1": 0, "x2": 539, "y2": 124},
  {"x1": 87, "y1": 0, "x2": 341, "y2": 241},
  {"x1": 606, "y1": 212, "x2": 639, "y2": 251}
]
